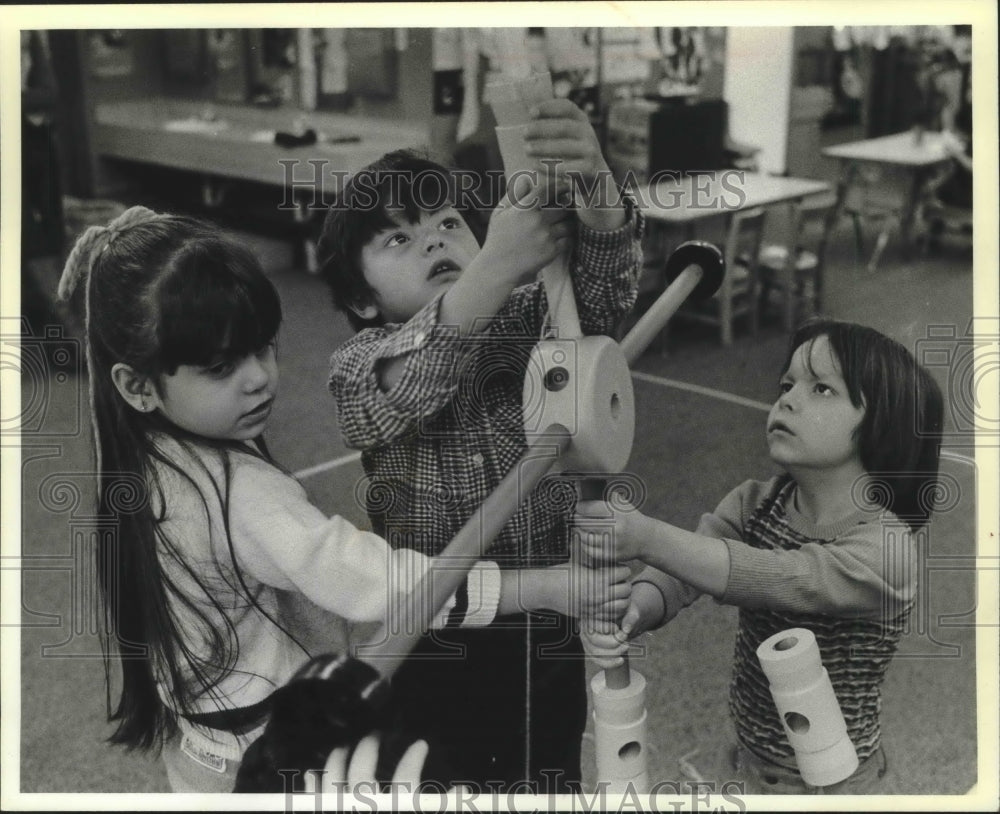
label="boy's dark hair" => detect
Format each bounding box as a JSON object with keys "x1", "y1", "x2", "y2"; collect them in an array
[
  {"x1": 783, "y1": 319, "x2": 944, "y2": 529},
  {"x1": 317, "y1": 149, "x2": 478, "y2": 332}
]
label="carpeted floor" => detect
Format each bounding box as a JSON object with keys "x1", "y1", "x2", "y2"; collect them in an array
[{"x1": 15, "y1": 202, "x2": 981, "y2": 799}]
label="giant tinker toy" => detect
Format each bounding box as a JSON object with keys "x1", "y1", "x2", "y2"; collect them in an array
[{"x1": 234, "y1": 71, "x2": 725, "y2": 793}]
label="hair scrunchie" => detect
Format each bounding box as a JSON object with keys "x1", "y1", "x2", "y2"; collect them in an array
[{"x1": 56, "y1": 205, "x2": 166, "y2": 302}]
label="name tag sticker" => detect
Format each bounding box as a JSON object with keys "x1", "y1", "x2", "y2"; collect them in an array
[{"x1": 181, "y1": 734, "x2": 228, "y2": 774}]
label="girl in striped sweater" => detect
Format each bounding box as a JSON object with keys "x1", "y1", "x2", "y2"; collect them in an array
[{"x1": 575, "y1": 319, "x2": 943, "y2": 794}]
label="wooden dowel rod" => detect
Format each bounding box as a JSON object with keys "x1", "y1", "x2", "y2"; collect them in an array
[
  {"x1": 619, "y1": 264, "x2": 704, "y2": 366},
  {"x1": 359, "y1": 425, "x2": 573, "y2": 676}
]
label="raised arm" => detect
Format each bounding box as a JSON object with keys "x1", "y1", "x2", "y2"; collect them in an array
[
  {"x1": 329, "y1": 298, "x2": 467, "y2": 449},
  {"x1": 329, "y1": 176, "x2": 576, "y2": 449},
  {"x1": 522, "y1": 98, "x2": 643, "y2": 335}
]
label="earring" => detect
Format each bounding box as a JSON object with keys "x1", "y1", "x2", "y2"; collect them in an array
[{"x1": 140, "y1": 397, "x2": 148, "y2": 412}]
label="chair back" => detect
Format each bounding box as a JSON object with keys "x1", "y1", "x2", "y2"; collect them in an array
[
  {"x1": 710, "y1": 206, "x2": 767, "y2": 344},
  {"x1": 656, "y1": 206, "x2": 769, "y2": 347},
  {"x1": 792, "y1": 193, "x2": 838, "y2": 273},
  {"x1": 758, "y1": 193, "x2": 838, "y2": 329}
]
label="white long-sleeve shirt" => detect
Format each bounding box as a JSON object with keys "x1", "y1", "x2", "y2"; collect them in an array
[{"x1": 148, "y1": 434, "x2": 500, "y2": 759}]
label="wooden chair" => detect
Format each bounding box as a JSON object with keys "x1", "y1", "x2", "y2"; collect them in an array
[
  {"x1": 757, "y1": 195, "x2": 838, "y2": 331},
  {"x1": 919, "y1": 154, "x2": 973, "y2": 255},
  {"x1": 675, "y1": 206, "x2": 768, "y2": 346},
  {"x1": 839, "y1": 166, "x2": 915, "y2": 273}
]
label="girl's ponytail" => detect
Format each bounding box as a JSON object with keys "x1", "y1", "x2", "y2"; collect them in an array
[
  {"x1": 57, "y1": 222, "x2": 108, "y2": 301},
  {"x1": 57, "y1": 206, "x2": 170, "y2": 485}
]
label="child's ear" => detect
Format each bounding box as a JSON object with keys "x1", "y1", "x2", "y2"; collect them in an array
[
  {"x1": 347, "y1": 299, "x2": 379, "y2": 321},
  {"x1": 110, "y1": 363, "x2": 159, "y2": 414}
]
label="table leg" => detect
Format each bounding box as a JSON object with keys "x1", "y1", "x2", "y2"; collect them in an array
[
  {"x1": 898, "y1": 166, "x2": 931, "y2": 260},
  {"x1": 637, "y1": 221, "x2": 677, "y2": 352},
  {"x1": 201, "y1": 176, "x2": 227, "y2": 208},
  {"x1": 782, "y1": 202, "x2": 804, "y2": 333},
  {"x1": 292, "y1": 194, "x2": 320, "y2": 274},
  {"x1": 831, "y1": 161, "x2": 860, "y2": 265}
]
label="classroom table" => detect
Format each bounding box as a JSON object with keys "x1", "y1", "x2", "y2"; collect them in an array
[
  {"x1": 636, "y1": 170, "x2": 832, "y2": 229},
  {"x1": 821, "y1": 130, "x2": 954, "y2": 265},
  {"x1": 90, "y1": 98, "x2": 428, "y2": 271},
  {"x1": 634, "y1": 171, "x2": 833, "y2": 333}
]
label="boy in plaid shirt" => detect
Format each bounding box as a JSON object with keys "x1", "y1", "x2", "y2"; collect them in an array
[{"x1": 320, "y1": 99, "x2": 644, "y2": 791}]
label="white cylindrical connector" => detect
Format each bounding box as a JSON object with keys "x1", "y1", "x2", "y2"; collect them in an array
[
  {"x1": 756, "y1": 628, "x2": 859, "y2": 787},
  {"x1": 591, "y1": 669, "x2": 649, "y2": 794}
]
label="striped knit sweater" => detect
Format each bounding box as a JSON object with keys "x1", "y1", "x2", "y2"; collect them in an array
[{"x1": 696, "y1": 475, "x2": 917, "y2": 768}]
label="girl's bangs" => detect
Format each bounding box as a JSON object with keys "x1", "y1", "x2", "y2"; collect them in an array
[
  {"x1": 157, "y1": 243, "x2": 281, "y2": 370},
  {"x1": 786, "y1": 322, "x2": 865, "y2": 406}
]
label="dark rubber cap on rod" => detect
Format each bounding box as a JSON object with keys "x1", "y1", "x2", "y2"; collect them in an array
[{"x1": 664, "y1": 240, "x2": 725, "y2": 301}]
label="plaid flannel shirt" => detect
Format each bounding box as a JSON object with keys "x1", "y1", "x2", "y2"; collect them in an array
[{"x1": 329, "y1": 202, "x2": 643, "y2": 566}]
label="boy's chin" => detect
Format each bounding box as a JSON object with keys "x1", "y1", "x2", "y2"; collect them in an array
[{"x1": 765, "y1": 446, "x2": 793, "y2": 469}]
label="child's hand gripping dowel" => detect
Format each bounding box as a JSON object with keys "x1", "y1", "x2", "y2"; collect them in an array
[
  {"x1": 573, "y1": 483, "x2": 635, "y2": 689},
  {"x1": 475, "y1": 171, "x2": 575, "y2": 289},
  {"x1": 489, "y1": 72, "x2": 580, "y2": 337},
  {"x1": 567, "y1": 553, "x2": 633, "y2": 625},
  {"x1": 573, "y1": 493, "x2": 652, "y2": 794},
  {"x1": 576, "y1": 497, "x2": 637, "y2": 562}
]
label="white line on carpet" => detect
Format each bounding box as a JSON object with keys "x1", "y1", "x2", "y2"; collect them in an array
[
  {"x1": 293, "y1": 451, "x2": 362, "y2": 480},
  {"x1": 631, "y1": 371, "x2": 773, "y2": 412},
  {"x1": 292, "y1": 376, "x2": 980, "y2": 480}
]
